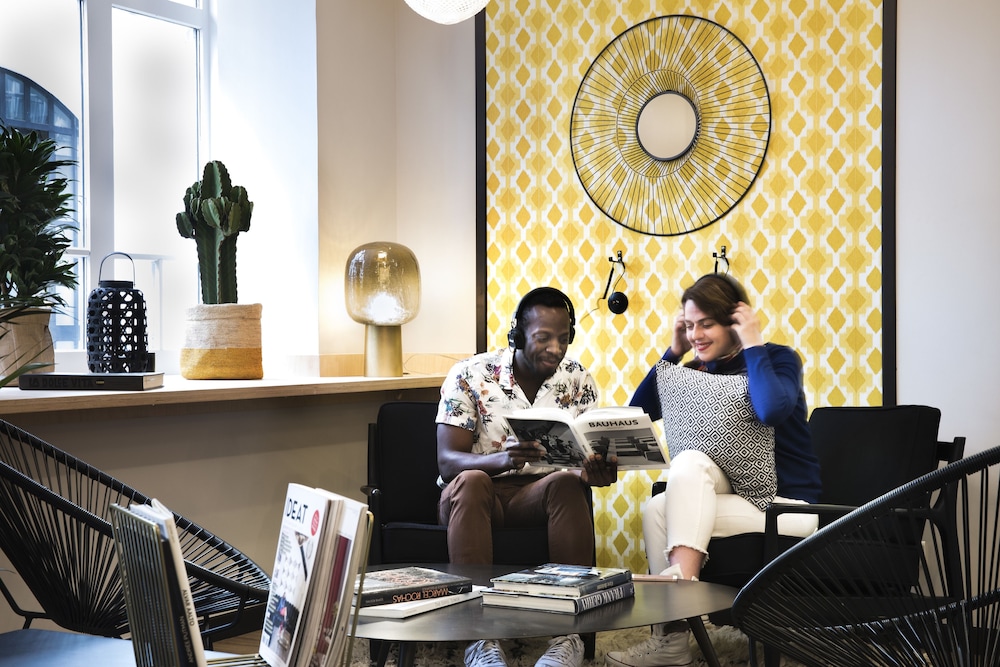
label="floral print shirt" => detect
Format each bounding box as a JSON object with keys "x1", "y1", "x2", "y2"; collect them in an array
[{"x1": 436, "y1": 347, "x2": 598, "y2": 459}]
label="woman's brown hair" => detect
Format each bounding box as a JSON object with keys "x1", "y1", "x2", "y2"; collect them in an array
[{"x1": 680, "y1": 274, "x2": 750, "y2": 327}]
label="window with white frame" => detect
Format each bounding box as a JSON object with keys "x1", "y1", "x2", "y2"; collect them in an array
[{"x1": 0, "y1": 0, "x2": 206, "y2": 368}]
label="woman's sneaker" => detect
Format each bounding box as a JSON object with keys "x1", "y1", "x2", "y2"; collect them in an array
[
  {"x1": 465, "y1": 639, "x2": 510, "y2": 666},
  {"x1": 604, "y1": 631, "x2": 692, "y2": 667}
]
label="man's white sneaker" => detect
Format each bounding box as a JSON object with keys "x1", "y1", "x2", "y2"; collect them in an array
[
  {"x1": 465, "y1": 639, "x2": 510, "y2": 667},
  {"x1": 604, "y1": 631, "x2": 693, "y2": 667},
  {"x1": 535, "y1": 634, "x2": 585, "y2": 667}
]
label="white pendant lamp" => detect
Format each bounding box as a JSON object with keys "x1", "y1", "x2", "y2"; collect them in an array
[{"x1": 403, "y1": 0, "x2": 489, "y2": 25}]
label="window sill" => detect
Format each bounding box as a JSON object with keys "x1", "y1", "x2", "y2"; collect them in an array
[{"x1": 0, "y1": 373, "x2": 446, "y2": 416}]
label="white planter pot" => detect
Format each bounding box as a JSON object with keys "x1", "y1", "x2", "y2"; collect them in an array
[
  {"x1": 180, "y1": 303, "x2": 263, "y2": 380},
  {"x1": 0, "y1": 308, "x2": 54, "y2": 379}
]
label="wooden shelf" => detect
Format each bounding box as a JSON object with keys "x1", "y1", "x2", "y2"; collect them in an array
[{"x1": 0, "y1": 374, "x2": 446, "y2": 415}]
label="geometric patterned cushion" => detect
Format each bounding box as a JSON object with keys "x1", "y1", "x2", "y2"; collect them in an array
[{"x1": 655, "y1": 361, "x2": 777, "y2": 510}]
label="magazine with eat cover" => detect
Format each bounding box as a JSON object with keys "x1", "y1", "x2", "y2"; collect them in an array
[
  {"x1": 355, "y1": 566, "x2": 473, "y2": 607},
  {"x1": 258, "y1": 483, "x2": 371, "y2": 667},
  {"x1": 503, "y1": 406, "x2": 667, "y2": 470},
  {"x1": 490, "y1": 563, "x2": 632, "y2": 597}
]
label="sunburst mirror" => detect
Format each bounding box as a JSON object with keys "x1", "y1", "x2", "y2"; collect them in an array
[{"x1": 570, "y1": 15, "x2": 771, "y2": 236}]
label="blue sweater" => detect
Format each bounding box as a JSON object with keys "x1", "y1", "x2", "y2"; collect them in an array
[{"x1": 630, "y1": 344, "x2": 821, "y2": 503}]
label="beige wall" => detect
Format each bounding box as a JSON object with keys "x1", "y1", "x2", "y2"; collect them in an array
[
  {"x1": 896, "y1": 0, "x2": 1000, "y2": 455},
  {"x1": 317, "y1": 1, "x2": 478, "y2": 370}
]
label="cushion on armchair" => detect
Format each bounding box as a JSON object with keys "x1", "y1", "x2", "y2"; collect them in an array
[{"x1": 655, "y1": 361, "x2": 776, "y2": 510}]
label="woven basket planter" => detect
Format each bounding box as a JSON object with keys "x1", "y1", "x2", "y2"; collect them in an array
[
  {"x1": 180, "y1": 303, "x2": 263, "y2": 379},
  {"x1": 0, "y1": 309, "x2": 54, "y2": 378}
]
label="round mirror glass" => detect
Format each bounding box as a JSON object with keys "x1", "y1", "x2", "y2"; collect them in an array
[{"x1": 636, "y1": 92, "x2": 698, "y2": 161}]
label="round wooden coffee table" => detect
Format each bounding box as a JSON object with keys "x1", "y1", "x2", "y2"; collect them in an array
[{"x1": 352, "y1": 564, "x2": 736, "y2": 667}]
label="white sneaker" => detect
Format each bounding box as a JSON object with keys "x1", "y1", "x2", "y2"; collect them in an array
[
  {"x1": 465, "y1": 639, "x2": 510, "y2": 667},
  {"x1": 604, "y1": 631, "x2": 692, "y2": 667},
  {"x1": 535, "y1": 634, "x2": 585, "y2": 667}
]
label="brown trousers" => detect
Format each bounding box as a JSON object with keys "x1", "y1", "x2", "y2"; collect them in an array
[{"x1": 438, "y1": 469, "x2": 594, "y2": 565}]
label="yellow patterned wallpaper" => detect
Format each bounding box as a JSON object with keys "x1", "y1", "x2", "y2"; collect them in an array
[{"x1": 485, "y1": 0, "x2": 883, "y2": 572}]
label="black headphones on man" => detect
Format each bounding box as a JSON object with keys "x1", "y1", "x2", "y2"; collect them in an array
[{"x1": 507, "y1": 287, "x2": 576, "y2": 349}]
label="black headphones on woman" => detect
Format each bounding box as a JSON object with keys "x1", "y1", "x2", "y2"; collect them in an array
[{"x1": 507, "y1": 287, "x2": 577, "y2": 349}]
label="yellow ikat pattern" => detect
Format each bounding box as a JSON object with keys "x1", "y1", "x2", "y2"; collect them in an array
[{"x1": 486, "y1": 0, "x2": 884, "y2": 572}]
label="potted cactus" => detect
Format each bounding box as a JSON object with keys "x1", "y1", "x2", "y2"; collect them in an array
[
  {"x1": 176, "y1": 160, "x2": 262, "y2": 379},
  {"x1": 0, "y1": 123, "x2": 78, "y2": 383}
]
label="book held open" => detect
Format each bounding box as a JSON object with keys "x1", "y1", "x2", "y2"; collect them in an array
[{"x1": 503, "y1": 406, "x2": 667, "y2": 470}]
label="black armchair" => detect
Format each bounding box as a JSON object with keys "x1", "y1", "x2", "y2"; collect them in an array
[
  {"x1": 733, "y1": 443, "x2": 1000, "y2": 666},
  {"x1": 363, "y1": 400, "x2": 593, "y2": 566},
  {"x1": 651, "y1": 405, "x2": 965, "y2": 666},
  {"x1": 0, "y1": 419, "x2": 270, "y2": 646},
  {"x1": 697, "y1": 405, "x2": 962, "y2": 590}
]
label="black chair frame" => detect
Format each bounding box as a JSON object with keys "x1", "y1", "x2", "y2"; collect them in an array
[
  {"x1": 652, "y1": 405, "x2": 965, "y2": 667},
  {"x1": 0, "y1": 419, "x2": 270, "y2": 646},
  {"x1": 733, "y1": 444, "x2": 1000, "y2": 667}
]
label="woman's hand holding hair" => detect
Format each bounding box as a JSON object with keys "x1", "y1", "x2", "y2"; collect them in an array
[
  {"x1": 670, "y1": 311, "x2": 691, "y2": 358},
  {"x1": 731, "y1": 302, "x2": 765, "y2": 349}
]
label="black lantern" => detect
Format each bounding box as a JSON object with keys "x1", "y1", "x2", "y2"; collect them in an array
[{"x1": 86, "y1": 253, "x2": 152, "y2": 373}]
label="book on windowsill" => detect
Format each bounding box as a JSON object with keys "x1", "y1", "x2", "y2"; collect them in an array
[
  {"x1": 481, "y1": 580, "x2": 635, "y2": 614},
  {"x1": 356, "y1": 586, "x2": 486, "y2": 618},
  {"x1": 489, "y1": 563, "x2": 632, "y2": 598},
  {"x1": 503, "y1": 406, "x2": 667, "y2": 471},
  {"x1": 18, "y1": 371, "x2": 164, "y2": 391},
  {"x1": 354, "y1": 566, "x2": 474, "y2": 608}
]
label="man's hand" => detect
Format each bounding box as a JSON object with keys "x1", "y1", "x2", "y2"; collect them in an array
[
  {"x1": 504, "y1": 436, "x2": 547, "y2": 470},
  {"x1": 580, "y1": 453, "x2": 618, "y2": 487}
]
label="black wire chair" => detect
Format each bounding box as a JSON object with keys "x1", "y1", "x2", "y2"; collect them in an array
[
  {"x1": 733, "y1": 444, "x2": 1000, "y2": 666},
  {"x1": 0, "y1": 419, "x2": 271, "y2": 646}
]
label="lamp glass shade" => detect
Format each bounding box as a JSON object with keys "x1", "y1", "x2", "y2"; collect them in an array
[
  {"x1": 345, "y1": 242, "x2": 421, "y2": 326},
  {"x1": 403, "y1": 0, "x2": 489, "y2": 25},
  {"x1": 345, "y1": 242, "x2": 420, "y2": 377}
]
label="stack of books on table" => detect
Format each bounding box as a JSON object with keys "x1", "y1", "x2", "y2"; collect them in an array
[
  {"x1": 482, "y1": 563, "x2": 634, "y2": 614},
  {"x1": 354, "y1": 566, "x2": 483, "y2": 619}
]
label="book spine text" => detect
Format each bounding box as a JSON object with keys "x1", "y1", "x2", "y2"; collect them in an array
[{"x1": 573, "y1": 581, "x2": 635, "y2": 612}]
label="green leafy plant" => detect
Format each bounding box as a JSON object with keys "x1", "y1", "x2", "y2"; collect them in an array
[
  {"x1": 0, "y1": 123, "x2": 78, "y2": 310},
  {"x1": 176, "y1": 160, "x2": 253, "y2": 304}
]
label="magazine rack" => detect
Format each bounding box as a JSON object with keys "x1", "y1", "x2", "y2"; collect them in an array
[{"x1": 111, "y1": 504, "x2": 372, "y2": 667}]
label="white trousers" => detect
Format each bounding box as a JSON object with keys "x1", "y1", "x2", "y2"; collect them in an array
[{"x1": 643, "y1": 449, "x2": 819, "y2": 574}]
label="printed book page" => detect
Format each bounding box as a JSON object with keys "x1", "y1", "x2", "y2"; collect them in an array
[{"x1": 504, "y1": 406, "x2": 668, "y2": 470}]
